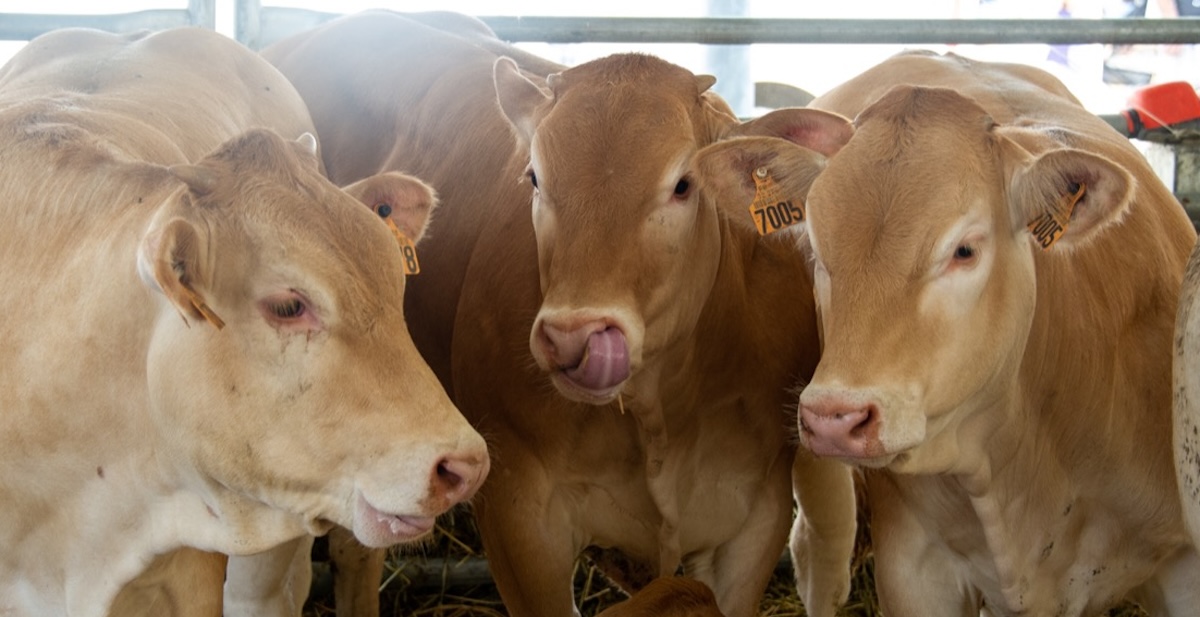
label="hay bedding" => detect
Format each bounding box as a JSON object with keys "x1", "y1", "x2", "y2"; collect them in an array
[{"x1": 301, "y1": 504, "x2": 1148, "y2": 616}]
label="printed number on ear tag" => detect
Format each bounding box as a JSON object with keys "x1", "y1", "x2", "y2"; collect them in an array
[
  {"x1": 749, "y1": 167, "x2": 805, "y2": 236},
  {"x1": 376, "y1": 203, "x2": 420, "y2": 275},
  {"x1": 1027, "y1": 182, "x2": 1086, "y2": 251}
]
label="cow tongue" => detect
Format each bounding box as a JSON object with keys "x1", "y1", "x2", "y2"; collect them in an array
[{"x1": 564, "y1": 327, "x2": 630, "y2": 391}]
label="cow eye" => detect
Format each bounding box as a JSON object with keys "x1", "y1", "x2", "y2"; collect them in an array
[
  {"x1": 673, "y1": 176, "x2": 692, "y2": 199},
  {"x1": 953, "y1": 244, "x2": 977, "y2": 262},
  {"x1": 527, "y1": 170, "x2": 539, "y2": 190},
  {"x1": 267, "y1": 297, "x2": 305, "y2": 319}
]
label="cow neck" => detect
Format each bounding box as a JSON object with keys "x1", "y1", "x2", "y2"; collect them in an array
[
  {"x1": 620, "y1": 361, "x2": 682, "y2": 578},
  {"x1": 615, "y1": 217, "x2": 811, "y2": 580}
]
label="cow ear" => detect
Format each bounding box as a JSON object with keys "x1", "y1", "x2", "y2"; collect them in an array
[
  {"x1": 693, "y1": 136, "x2": 828, "y2": 237},
  {"x1": 342, "y1": 172, "x2": 439, "y2": 243},
  {"x1": 494, "y1": 56, "x2": 552, "y2": 144},
  {"x1": 289, "y1": 132, "x2": 321, "y2": 171},
  {"x1": 729, "y1": 108, "x2": 854, "y2": 157},
  {"x1": 137, "y1": 217, "x2": 224, "y2": 329},
  {"x1": 169, "y1": 164, "x2": 218, "y2": 196},
  {"x1": 1009, "y1": 147, "x2": 1133, "y2": 251}
]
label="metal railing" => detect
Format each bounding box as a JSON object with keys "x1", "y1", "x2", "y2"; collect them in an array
[
  {"x1": 232, "y1": 0, "x2": 1200, "y2": 50},
  {"x1": 0, "y1": 0, "x2": 215, "y2": 41}
]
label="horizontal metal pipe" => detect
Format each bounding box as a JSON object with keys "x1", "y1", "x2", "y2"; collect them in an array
[
  {"x1": 480, "y1": 16, "x2": 1200, "y2": 45},
  {"x1": 243, "y1": 9, "x2": 1200, "y2": 50},
  {"x1": 0, "y1": 9, "x2": 211, "y2": 41}
]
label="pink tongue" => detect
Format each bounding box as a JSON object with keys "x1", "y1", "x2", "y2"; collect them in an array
[{"x1": 564, "y1": 327, "x2": 630, "y2": 391}]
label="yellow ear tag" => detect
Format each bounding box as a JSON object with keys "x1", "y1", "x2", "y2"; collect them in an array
[
  {"x1": 749, "y1": 167, "x2": 805, "y2": 236},
  {"x1": 184, "y1": 287, "x2": 225, "y2": 330},
  {"x1": 1028, "y1": 182, "x2": 1085, "y2": 251},
  {"x1": 376, "y1": 204, "x2": 420, "y2": 275}
]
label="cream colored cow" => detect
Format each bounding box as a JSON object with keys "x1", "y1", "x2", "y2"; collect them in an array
[
  {"x1": 0, "y1": 27, "x2": 487, "y2": 616},
  {"x1": 795, "y1": 50, "x2": 1200, "y2": 615}
]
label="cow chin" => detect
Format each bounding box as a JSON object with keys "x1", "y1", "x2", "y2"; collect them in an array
[
  {"x1": 548, "y1": 371, "x2": 627, "y2": 406},
  {"x1": 350, "y1": 492, "x2": 437, "y2": 548}
]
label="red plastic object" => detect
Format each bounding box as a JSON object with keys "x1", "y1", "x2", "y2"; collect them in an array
[{"x1": 1121, "y1": 81, "x2": 1200, "y2": 134}]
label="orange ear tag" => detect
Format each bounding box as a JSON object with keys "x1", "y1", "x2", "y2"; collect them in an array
[
  {"x1": 1028, "y1": 182, "x2": 1086, "y2": 250},
  {"x1": 749, "y1": 167, "x2": 805, "y2": 236},
  {"x1": 376, "y1": 204, "x2": 420, "y2": 275},
  {"x1": 184, "y1": 287, "x2": 226, "y2": 330}
]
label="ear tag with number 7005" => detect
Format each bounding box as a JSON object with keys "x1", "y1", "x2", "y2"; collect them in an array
[{"x1": 749, "y1": 167, "x2": 805, "y2": 236}]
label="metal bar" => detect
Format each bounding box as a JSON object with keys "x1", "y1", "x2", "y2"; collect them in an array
[
  {"x1": 241, "y1": 6, "x2": 1200, "y2": 49},
  {"x1": 188, "y1": 0, "x2": 215, "y2": 31},
  {"x1": 0, "y1": 3, "x2": 216, "y2": 41},
  {"x1": 480, "y1": 16, "x2": 1200, "y2": 45}
]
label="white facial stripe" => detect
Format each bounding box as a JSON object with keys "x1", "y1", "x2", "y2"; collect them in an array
[
  {"x1": 930, "y1": 209, "x2": 990, "y2": 273},
  {"x1": 660, "y1": 153, "x2": 692, "y2": 197},
  {"x1": 529, "y1": 140, "x2": 543, "y2": 179},
  {"x1": 919, "y1": 210, "x2": 993, "y2": 320}
]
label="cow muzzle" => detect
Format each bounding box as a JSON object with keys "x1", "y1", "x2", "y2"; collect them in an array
[
  {"x1": 532, "y1": 316, "x2": 631, "y2": 404},
  {"x1": 798, "y1": 386, "x2": 920, "y2": 466}
]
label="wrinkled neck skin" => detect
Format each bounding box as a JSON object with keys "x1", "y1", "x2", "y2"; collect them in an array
[
  {"x1": 4, "y1": 456, "x2": 308, "y2": 617},
  {"x1": 883, "y1": 352, "x2": 1171, "y2": 615},
  {"x1": 616, "y1": 215, "x2": 808, "y2": 579},
  {"x1": 0, "y1": 349, "x2": 315, "y2": 617}
]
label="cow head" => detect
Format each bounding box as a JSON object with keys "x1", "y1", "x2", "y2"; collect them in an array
[
  {"x1": 136, "y1": 130, "x2": 487, "y2": 550},
  {"x1": 798, "y1": 86, "x2": 1132, "y2": 471},
  {"x1": 494, "y1": 53, "x2": 851, "y2": 405}
]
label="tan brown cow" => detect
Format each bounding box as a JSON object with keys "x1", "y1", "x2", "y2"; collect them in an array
[
  {"x1": 593, "y1": 577, "x2": 727, "y2": 617},
  {"x1": 264, "y1": 10, "x2": 857, "y2": 617},
  {"x1": 791, "y1": 50, "x2": 1200, "y2": 614},
  {"x1": 0, "y1": 27, "x2": 486, "y2": 617}
]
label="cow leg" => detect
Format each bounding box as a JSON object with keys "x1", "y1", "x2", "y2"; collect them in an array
[
  {"x1": 789, "y1": 450, "x2": 856, "y2": 617},
  {"x1": 109, "y1": 548, "x2": 227, "y2": 617},
  {"x1": 474, "y1": 469, "x2": 582, "y2": 617},
  {"x1": 701, "y1": 454, "x2": 794, "y2": 617},
  {"x1": 1133, "y1": 546, "x2": 1200, "y2": 616},
  {"x1": 328, "y1": 525, "x2": 386, "y2": 617},
  {"x1": 224, "y1": 536, "x2": 314, "y2": 617},
  {"x1": 867, "y1": 473, "x2": 978, "y2": 616}
]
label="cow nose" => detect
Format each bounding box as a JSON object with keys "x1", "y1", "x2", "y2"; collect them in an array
[
  {"x1": 799, "y1": 398, "x2": 879, "y2": 460},
  {"x1": 534, "y1": 319, "x2": 595, "y2": 369},
  {"x1": 431, "y1": 452, "x2": 488, "y2": 506}
]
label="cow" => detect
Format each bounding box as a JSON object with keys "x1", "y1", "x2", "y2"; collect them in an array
[
  {"x1": 0, "y1": 26, "x2": 487, "y2": 617},
  {"x1": 783, "y1": 49, "x2": 1200, "y2": 614},
  {"x1": 1173, "y1": 218, "x2": 1200, "y2": 593},
  {"x1": 262, "y1": 9, "x2": 858, "y2": 617},
  {"x1": 593, "y1": 577, "x2": 726, "y2": 617}
]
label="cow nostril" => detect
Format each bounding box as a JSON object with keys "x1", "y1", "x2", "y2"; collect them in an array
[
  {"x1": 436, "y1": 459, "x2": 465, "y2": 492},
  {"x1": 848, "y1": 405, "x2": 877, "y2": 437},
  {"x1": 436, "y1": 456, "x2": 463, "y2": 494}
]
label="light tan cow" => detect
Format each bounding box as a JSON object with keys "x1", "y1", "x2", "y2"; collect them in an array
[
  {"x1": 788, "y1": 49, "x2": 1200, "y2": 614},
  {"x1": 0, "y1": 27, "x2": 487, "y2": 617},
  {"x1": 1172, "y1": 216, "x2": 1200, "y2": 592},
  {"x1": 264, "y1": 10, "x2": 857, "y2": 617}
]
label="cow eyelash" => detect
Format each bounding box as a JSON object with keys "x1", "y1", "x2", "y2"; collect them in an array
[{"x1": 267, "y1": 297, "x2": 305, "y2": 319}]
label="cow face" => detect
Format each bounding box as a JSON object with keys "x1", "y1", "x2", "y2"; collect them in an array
[
  {"x1": 137, "y1": 130, "x2": 488, "y2": 550},
  {"x1": 494, "y1": 53, "x2": 851, "y2": 405},
  {"x1": 798, "y1": 86, "x2": 1132, "y2": 471}
]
